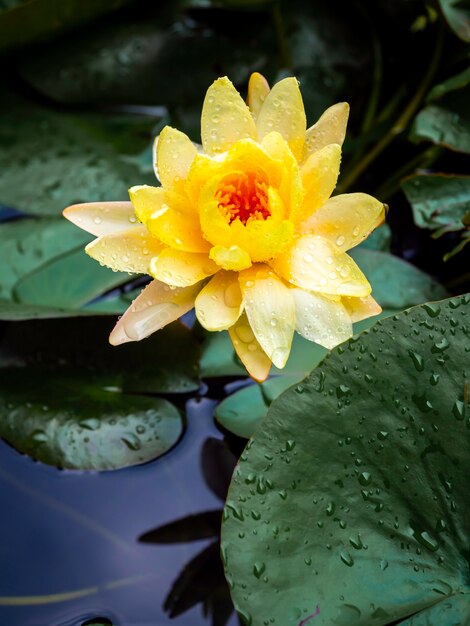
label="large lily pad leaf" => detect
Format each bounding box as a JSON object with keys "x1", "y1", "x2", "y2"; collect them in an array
[
  {"x1": 0, "y1": 218, "x2": 90, "y2": 300},
  {"x1": 222, "y1": 294, "x2": 470, "y2": 626},
  {"x1": 402, "y1": 174, "x2": 470, "y2": 236},
  {"x1": 411, "y1": 89, "x2": 470, "y2": 154},
  {"x1": 0, "y1": 299, "x2": 105, "y2": 320},
  {"x1": 214, "y1": 311, "x2": 399, "y2": 440},
  {"x1": 13, "y1": 247, "x2": 130, "y2": 309},
  {"x1": 402, "y1": 174, "x2": 470, "y2": 259},
  {"x1": 0, "y1": 369, "x2": 182, "y2": 471},
  {"x1": 0, "y1": 109, "x2": 159, "y2": 217},
  {"x1": 213, "y1": 249, "x2": 446, "y2": 438},
  {"x1": 437, "y1": 0, "x2": 470, "y2": 41},
  {"x1": 350, "y1": 249, "x2": 448, "y2": 309},
  {"x1": 214, "y1": 333, "x2": 328, "y2": 438}
]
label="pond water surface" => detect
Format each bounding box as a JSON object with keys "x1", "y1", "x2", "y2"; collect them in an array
[{"x1": 0, "y1": 395, "x2": 241, "y2": 626}]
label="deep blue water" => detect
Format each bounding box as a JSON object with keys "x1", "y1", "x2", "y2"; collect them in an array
[{"x1": 0, "y1": 396, "x2": 238, "y2": 626}]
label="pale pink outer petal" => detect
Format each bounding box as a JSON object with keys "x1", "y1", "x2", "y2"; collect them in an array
[
  {"x1": 85, "y1": 226, "x2": 163, "y2": 274},
  {"x1": 109, "y1": 279, "x2": 202, "y2": 345},
  {"x1": 63, "y1": 202, "x2": 138, "y2": 237},
  {"x1": 228, "y1": 312, "x2": 272, "y2": 382},
  {"x1": 291, "y1": 287, "x2": 353, "y2": 349}
]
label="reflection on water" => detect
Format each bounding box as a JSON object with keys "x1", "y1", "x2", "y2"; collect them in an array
[{"x1": 0, "y1": 397, "x2": 240, "y2": 626}]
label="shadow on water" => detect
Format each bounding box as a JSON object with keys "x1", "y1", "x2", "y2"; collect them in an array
[{"x1": 0, "y1": 393, "x2": 242, "y2": 626}]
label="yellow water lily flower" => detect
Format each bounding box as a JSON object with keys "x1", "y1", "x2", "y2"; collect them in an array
[{"x1": 64, "y1": 73, "x2": 385, "y2": 381}]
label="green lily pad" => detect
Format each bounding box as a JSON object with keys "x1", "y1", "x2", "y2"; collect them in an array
[
  {"x1": 402, "y1": 174, "x2": 470, "y2": 234},
  {"x1": 0, "y1": 368, "x2": 182, "y2": 471},
  {"x1": 13, "y1": 247, "x2": 130, "y2": 309},
  {"x1": 213, "y1": 312, "x2": 399, "y2": 439},
  {"x1": 222, "y1": 294, "x2": 470, "y2": 625},
  {"x1": 412, "y1": 89, "x2": 470, "y2": 154},
  {"x1": 0, "y1": 218, "x2": 90, "y2": 300},
  {"x1": 0, "y1": 109, "x2": 159, "y2": 217},
  {"x1": 350, "y1": 249, "x2": 448, "y2": 309},
  {"x1": 437, "y1": 0, "x2": 470, "y2": 42},
  {"x1": 0, "y1": 299, "x2": 101, "y2": 321},
  {"x1": 215, "y1": 376, "x2": 298, "y2": 439}
]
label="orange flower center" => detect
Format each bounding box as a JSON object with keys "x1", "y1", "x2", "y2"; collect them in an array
[{"x1": 215, "y1": 171, "x2": 270, "y2": 225}]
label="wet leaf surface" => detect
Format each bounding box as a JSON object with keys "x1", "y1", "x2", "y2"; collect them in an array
[
  {"x1": 0, "y1": 369, "x2": 183, "y2": 471},
  {"x1": 222, "y1": 294, "x2": 470, "y2": 626}
]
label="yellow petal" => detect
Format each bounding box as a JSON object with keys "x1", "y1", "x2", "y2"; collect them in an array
[
  {"x1": 302, "y1": 102, "x2": 349, "y2": 161},
  {"x1": 201, "y1": 77, "x2": 257, "y2": 155},
  {"x1": 150, "y1": 249, "x2": 218, "y2": 287},
  {"x1": 239, "y1": 264, "x2": 295, "y2": 369},
  {"x1": 63, "y1": 202, "x2": 138, "y2": 237},
  {"x1": 200, "y1": 171, "x2": 294, "y2": 263},
  {"x1": 261, "y1": 131, "x2": 304, "y2": 219},
  {"x1": 155, "y1": 126, "x2": 198, "y2": 190},
  {"x1": 195, "y1": 270, "x2": 243, "y2": 331},
  {"x1": 147, "y1": 203, "x2": 209, "y2": 253},
  {"x1": 129, "y1": 185, "x2": 166, "y2": 224},
  {"x1": 209, "y1": 245, "x2": 252, "y2": 271},
  {"x1": 291, "y1": 287, "x2": 352, "y2": 349},
  {"x1": 247, "y1": 72, "x2": 270, "y2": 120},
  {"x1": 296, "y1": 143, "x2": 341, "y2": 223},
  {"x1": 256, "y1": 77, "x2": 306, "y2": 161},
  {"x1": 109, "y1": 279, "x2": 201, "y2": 345},
  {"x1": 271, "y1": 234, "x2": 371, "y2": 297},
  {"x1": 343, "y1": 295, "x2": 382, "y2": 322},
  {"x1": 85, "y1": 226, "x2": 163, "y2": 274},
  {"x1": 228, "y1": 312, "x2": 272, "y2": 381},
  {"x1": 300, "y1": 193, "x2": 386, "y2": 251}
]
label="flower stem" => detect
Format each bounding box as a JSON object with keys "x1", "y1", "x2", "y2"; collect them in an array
[
  {"x1": 338, "y1": 28, "x2": 444, "y2": 194},
  {"x1": 271, "y1": 1, "x2": 292, "y2": 70}
]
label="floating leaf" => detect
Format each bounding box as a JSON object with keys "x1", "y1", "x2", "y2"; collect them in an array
[
  {"x1": 0, "y1": 218, "x2": 90, "y2": 300},
  {"x1": 222, "y1": 294, "x2": 470, "y2": 625},
  {"x1": 13, "y1": 247, "x2": 130, "y2": 309},
  {"x1": 350, "y1": 249, "x2": 448, "y2": 309},
  {"x1": 215, "y1": 376, "x2": 298, "y2": 439},
  {"x1": 402, "y1": 174, "x2": 470, "y2": 235},
  {"x1": 0, "y1": 299, "x2": 101, "y2": 321},
  {"x1": 402, "y1": 174, "x2": 470, "y2": 259},
  {"x1": 412, "y1": 89, "x2": 470, "y2": 153},
  {"x1": 0, "y1": 369, "x2": 183, "y2": 471},
  {"x1": 437, "y1": 0, "x2": 470, "y2": 42},
  {"x1": 0, "y1": 109, "x2": 159, "y2": 217}
]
